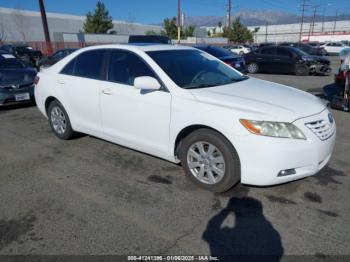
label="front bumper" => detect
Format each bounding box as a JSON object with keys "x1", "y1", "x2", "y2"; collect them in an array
[
  {"x1": 228, "y1": 108, "x2": 336, "y2": 186},
  {"x1": 0, "y1": 85, "x2": 35, "y2": 106}
]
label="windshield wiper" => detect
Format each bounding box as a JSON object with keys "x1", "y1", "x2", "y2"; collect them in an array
[{"x1": 184, "y1": 83, "x2": 218, "y2": 89}]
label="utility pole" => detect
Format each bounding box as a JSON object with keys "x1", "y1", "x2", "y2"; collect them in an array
[
  {"x1": 38, "y1": 0, "x2": 52, "y2": 55},
  {"x1": 265, "y1": 21, "x2": 268, "y2": 43},
  {"x1": 177, "y1": 0, "x2": 181, "y2": 44},
  {"x1": 227, "y1": 0, "x2": 232, "y2": 28},
  {"x1": 333, "y1": 9, "x2": 338, "y2": 35},
  {"x1": 321, "y1": 7, "x2": 326, "y2": 33},
  {"x1": 299, "y1": 0, "x2": 309, "y2": 42},
  {"x1": 309, "y1": 5, "x2": 318, "y2": 41}
]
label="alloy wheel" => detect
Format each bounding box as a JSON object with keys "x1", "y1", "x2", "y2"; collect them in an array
[{"x1": 187, "y1": 141, "x2": 226, "y2": 185}]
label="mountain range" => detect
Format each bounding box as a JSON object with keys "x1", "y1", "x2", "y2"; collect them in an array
[{"x1": 182, "y1": 10, "x2": 350, "y2": 27}]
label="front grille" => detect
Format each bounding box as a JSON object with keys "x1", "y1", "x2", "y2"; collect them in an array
[{"x1": 305, "y1": 119, "x2": 335, "y2": 141}]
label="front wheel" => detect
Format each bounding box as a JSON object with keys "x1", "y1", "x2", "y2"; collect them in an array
[
  {"x1": 295, "y1": 65, "x2": 309, "y2": 76},
  {"x1": 179, "y1": 129, "x2": 240, "y2": 192},
  {"x1": 48, "y1": 100, "x2": 75, "y2": 140}
]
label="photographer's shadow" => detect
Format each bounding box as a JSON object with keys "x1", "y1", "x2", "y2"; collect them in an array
[{"x1": 203, "y1": 197, "x2": 284, "y2": 261}]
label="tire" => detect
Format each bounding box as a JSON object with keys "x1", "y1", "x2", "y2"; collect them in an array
[
  {"x1": 179, "y1": 128, "x2": 240, "y2": 192},
  {"x1": 247, "y1": 62, "x2": 259, "y2": 74},
  {"x1": 47, "y1": 100, "x2": 75, "y2": 140},
  {"x1": 239, "y1": 51, "x2": 244, "y2": 56},
  {"x1": 295, "y1": 65, "x2": 309, "y2": 76}
]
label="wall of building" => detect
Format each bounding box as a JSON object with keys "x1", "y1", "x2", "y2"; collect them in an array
[
  {"x1": 248, "y1": 20, "x2": 350, "y2": 43},
  {"x1": 0, "y1": 7, "x2": 162, "y2": 42}
]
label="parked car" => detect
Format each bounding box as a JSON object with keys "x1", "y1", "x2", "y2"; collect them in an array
[
  {"x1": 194, "y1": 45, "x2": 246, "y2": 73},
  {"x1": 244, "y1": 45, "x2": 331, "y2": 76},
  {"x1": 279, "y1": 42, "x2": 327, "y2": 56},
  {"x1": 225, "y1": 44, "x2": 251, "y2": 55},
  {"x1": 38, "y1": 48, "x2": 78, "y2": 68},
  {"x1": 128, "y1": 35, "x2": 171, "y2": 44},
  {"x1": 321, "y1": 42, "x2": 348, "y2": 55},
  {"x1": 35, "y1": 44, "x2": 335, "y2": 192},
  {"x1": 0, "y1": 51, "x2": 37, "y2": 106},
  {"x1": 0, "y1": 44, "x2": 42, "y2": 68}
]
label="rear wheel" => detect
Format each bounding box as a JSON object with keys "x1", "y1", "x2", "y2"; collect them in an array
[
  {"x1": 179, "y1": 129, "x2": 240, "y2": 192},
  {"x1": 247, "y1": 62, "x2": 259, "y2": 74},
  {"x1": 295, "y1": 65, "x2": 309, "y2": 76},
  {"x1": 48, "y1": 100, "x2": 74, "y2": 140}
]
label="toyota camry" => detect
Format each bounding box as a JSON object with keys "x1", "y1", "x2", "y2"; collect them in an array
[{"x1": 35, "y1": 44, "x2": 336, "y2": 192}]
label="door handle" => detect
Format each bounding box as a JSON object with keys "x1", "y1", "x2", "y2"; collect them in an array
[
  {"x1": 56, "y1": 80, "x2": 65, "y2": 85},
  {"x1": 273, "y1": 59, "x2": 281, "y2": 61},
  {"x1": 102, "y1": 89, "x2": 112, "y2": 95},
  {"x1": 257, "y1": 57, "x2": 263, "y2": 60}
]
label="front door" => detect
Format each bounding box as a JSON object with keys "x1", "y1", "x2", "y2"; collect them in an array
[{"x1": 100, "y1": 49, "x2": 172, "y2": 156}]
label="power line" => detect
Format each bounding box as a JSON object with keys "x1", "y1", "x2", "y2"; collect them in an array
[{"x1": 299, "y1": 0, "x2": 310, "y2": 42}]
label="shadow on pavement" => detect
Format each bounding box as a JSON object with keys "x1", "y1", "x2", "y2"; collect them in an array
[{"x1": 202, "y1": 197, "x2": 284, "y2": 261}]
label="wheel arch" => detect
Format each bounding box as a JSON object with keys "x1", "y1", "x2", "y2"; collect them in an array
[
  {"x1": 45, "y1": 96, "x2": 59, "y2": 114},
  {"x1": 173, "y1": 124, "x2": 235, "y2": 158}
]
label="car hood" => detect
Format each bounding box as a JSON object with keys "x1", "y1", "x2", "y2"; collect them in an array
[{"x1": 189, "y1": 77, "x2": 326, "y2": 122}]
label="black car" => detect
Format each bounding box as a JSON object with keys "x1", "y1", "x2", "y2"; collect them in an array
[
  {"x1": 0, "y1": 44, "x2": 42, "y2": 68},
  {"x1": 244, "y1": 46, "x2": 331, "y2": 76},
  {"x1": 0, "y1": 51, "x2": 37, "y2": 106},
  {"x1": 194, "y1": 45, "x2": 247, "y2": 73},
  {"x1": 38, "y1": 48, "x2": 77, "y2": 68},
  {"x1": 128, "y1": 35, "x2": 171, "y2": 44},
  {"x1": 279, "y1": 42, "x2": 327, "y2": 56}
]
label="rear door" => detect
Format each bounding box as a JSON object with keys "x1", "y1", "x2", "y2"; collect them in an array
[
  {"x1": 57, "y1": 49, "x2": 107, "y2": 135},
  {"x1": 259, "y1": 47, "x2": 278, "y2": 72}
]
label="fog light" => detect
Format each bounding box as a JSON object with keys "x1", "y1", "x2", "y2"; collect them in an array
[{"x1": 278, "y1": 169, "x2": 296, "y2": 177}]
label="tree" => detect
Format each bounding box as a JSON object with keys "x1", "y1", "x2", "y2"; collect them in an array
[
  {"x1": 145, "y1": 30, "x2": 158, "y2": 35},
  {"x1": 223, "y1": 17, "x2": 253, "y2": 43},
  {"x1": 83, "y1": 1, "x2": 114, "y2": 34},
  {"x1": 163, "y1": 17, "x2": 178, "y2": 39},
  {"x1": 184, "y1": 25, "x2": 195, "y2": 37}
]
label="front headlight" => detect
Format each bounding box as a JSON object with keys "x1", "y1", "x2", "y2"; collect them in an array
[{"x1": 240, "y1": 119, "x2": 306, "y2": 140}]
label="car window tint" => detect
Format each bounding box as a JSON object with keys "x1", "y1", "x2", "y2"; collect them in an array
[
  {"x1": 276, "y1": 48, "x2": 292, "y2": 57},
  {"x1": 260, "y1": 47, "x2": 275, "y2": 55},
  {"x1": 108, "y1": 50, "x2": 155, "y2": 86},
  {"x1": 60, "y1": 57, "x2": 76, "y2": 75},
  {"x1": 73, "y1": 50, "x2": 106, "y2": 79}
]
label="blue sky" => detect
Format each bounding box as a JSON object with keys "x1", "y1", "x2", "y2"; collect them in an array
[{"x1": 0, "y1": 0, "x2": 347, "y2": 24}]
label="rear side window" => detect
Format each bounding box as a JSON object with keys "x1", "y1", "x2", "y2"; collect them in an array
[
  {"x1": 276, "y1": 48, "x2": 293, "y2": 58},
  {"x1": 107, "y1": 50, "x2": 155, "y2": 86},
  {"x1": 74, "y1": 50, "x2": 106, "y2": 79},
  {"x1": 61, "y1": 49, "x2": 107, "y2": 79},
  {"x1": 260, "y1": 47, "x2": 276, "y2": 55},
  {"x1": 61, "y1": 58, "x2": 76, "y2": 75}
]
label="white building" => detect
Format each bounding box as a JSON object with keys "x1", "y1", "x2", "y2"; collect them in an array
[
  {"x1": 248, "y1": 20, "x2": 350, "y2": 43},
  {"x1": 0, "y1": 7, "x2": 162, "y2": 42}
]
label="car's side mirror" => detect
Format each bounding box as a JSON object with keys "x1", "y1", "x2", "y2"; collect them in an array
[{"x1": 134, "y1": 76, "x2": 161, "y2": 91}]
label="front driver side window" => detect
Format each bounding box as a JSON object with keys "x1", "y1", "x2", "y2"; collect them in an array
[{"x1": 107, "y1": 50, "x2": 156, "y2": 86}]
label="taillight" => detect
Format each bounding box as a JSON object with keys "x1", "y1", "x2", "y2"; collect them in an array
[{"x1": 34, "y1": 76, "x2": 40, "y2": 85}]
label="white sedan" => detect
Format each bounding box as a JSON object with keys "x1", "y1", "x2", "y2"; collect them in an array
[
  {"x1": 35, "y1": 44, "x2": 336, "y2": 192},
  {"x1": 321, "y1": 42, "x2": 348, "y2": 55},
  {"x1": 229, "y1": 45, "x2": 251, "y2": 55}
]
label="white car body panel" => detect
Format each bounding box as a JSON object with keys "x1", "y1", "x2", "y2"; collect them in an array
[
  {"x1": 321, "y1": 42, "x2": 347, "y2": 54},
  {"x1": 35, "y1": 44, "x2": 336, "y2": 186}
]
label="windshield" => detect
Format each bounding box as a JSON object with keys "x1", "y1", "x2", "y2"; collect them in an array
[
  {"x1": 290, "y1": 47, "x2": 309, "y2": 57},
  {"x1": 147, "y1": 50, "x2": 247, "y2": 89}
]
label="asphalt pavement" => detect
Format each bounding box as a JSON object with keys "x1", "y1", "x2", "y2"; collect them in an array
[{"x1": 0, "y1": 56, "x2": 349, "y2": 259}]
